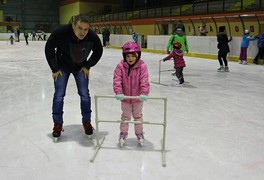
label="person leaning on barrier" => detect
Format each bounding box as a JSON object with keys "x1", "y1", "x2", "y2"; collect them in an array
[
  {"x1": 253, "y1": 32, "x2": 264, "y2": 64},
  {"x1": 45, "y1": 14, "x2": 103, "y2": 141}
]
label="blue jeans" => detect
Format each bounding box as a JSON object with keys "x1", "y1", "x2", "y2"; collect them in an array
[{"x1": 52, "y1": 70, "x2": 91, "y2": 124}]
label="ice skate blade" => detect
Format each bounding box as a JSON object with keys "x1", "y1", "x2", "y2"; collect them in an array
[
  {"x1": 138, "y1": 139, "x2": 145, "y2": 147},
  {"x1": 119, "y1": 139, "x2": 125, "y2": 147},
  {"x1": 87, "y1": 134, "x2": 93, "y2": 139},
  {"x1": 54, "y1": 137, "x2": 59, "y2": 142}
]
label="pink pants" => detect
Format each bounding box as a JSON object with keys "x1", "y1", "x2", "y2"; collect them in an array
[{"x1": 120, "y1": 101, "x2": 143, "y2": 135}]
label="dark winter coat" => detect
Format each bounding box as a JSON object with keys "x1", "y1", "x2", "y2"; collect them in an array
[
  {"x1": 255, "y1": 34, "x2": 264, "y2": 48},
  {"x1": 45, "y1": 24, "x2": 103, "y2": 73},
  {"x1": 217, "y1": 32, "x2": 232, "y2": 53}
]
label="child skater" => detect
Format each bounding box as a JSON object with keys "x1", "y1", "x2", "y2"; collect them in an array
[
  {"x1": 163, "y1": 42, "x2": 186, "y2": 84},
  {"x1": 239, "y1": 29, "x2": 255, "y2": 65},
  {"x1": 113, "y1": 41, "x2": 150, "y2": 147}
]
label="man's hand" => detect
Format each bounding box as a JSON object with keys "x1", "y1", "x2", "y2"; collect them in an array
[
  {"x1": 80, "y1": 67, "x2": 89, "y2": 79},
  {"x1": 52, "y1": 70, "x2": 62, "y2": 81}
]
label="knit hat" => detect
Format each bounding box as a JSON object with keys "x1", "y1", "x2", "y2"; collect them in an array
[{"x1": 219, "y1": 26, "x2": 225, "y2": 32}]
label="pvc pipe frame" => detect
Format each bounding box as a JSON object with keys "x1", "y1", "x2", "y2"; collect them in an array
[
  {"x1": 151, "y1": 59, "x2": 174, "y2": 86},
  {"x1": 90, "y1": 95, "x2": 168, "y2": 167}
]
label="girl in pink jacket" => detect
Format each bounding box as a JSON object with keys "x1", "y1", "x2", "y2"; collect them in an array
[
  {"x1": 163, "y1": 41, "x2": 186, "y2": 84},
  {"x1": 113, "y1": 41, "x2": 150, "y2": 147}
]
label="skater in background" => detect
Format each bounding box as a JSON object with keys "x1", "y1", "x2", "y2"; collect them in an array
[
  {"x1": 238, "y1": 29, "x2": 255, "y2": 65},
  {"x1": 102, "y1": 27, "x2": 110, "y2": 47},
  {"x1": 253, "y1": 32, "x2": 264, "y2": 64},
  {"x1": 16, "y1": 28, "x2": 20, "y2": 42},
  {"x1": 163, "y1": 42, "x2": 186, "y2": 84},
  {"x1": 132, "y1": 31, "x2": 138, "y2": 44},
  {"x1": 166, "y1": 27, "x2": 188, "y2": 54},
  {"x1": 199, "y1": 22, "x2": 208, "y2": 36},
  {"x1": 31, "y1": 31, "x2": 36, "y2": 41},
  {"x1": 216, "y1": 26, "x2": 232, "y2": 72},
  {"x1": 9, "y1": 35, "x2": 14, "y2": 45},
  {"x1": 24, "y1": 29, "x2": 29, "y2": 45},
  {"x1": 113, "y1": 41, "x2": 150, "y2": 147},
  {"x1": 45, "y1": 14, "x2": 103, "y2": 141}
]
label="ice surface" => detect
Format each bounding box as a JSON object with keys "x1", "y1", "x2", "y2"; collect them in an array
[{"x1": 0, "y1": 41, "x2": 264, "y2": 180}]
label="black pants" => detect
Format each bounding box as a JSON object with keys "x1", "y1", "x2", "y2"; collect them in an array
[
  {"x1": 218, "y1": 52, "x2": 228, "y2": 66},
  {"x1": 254, "y1": 47, "x2": 264, "y2": 64},
  {"x1": 175, "y1": 67, "x2": 184, "y2": 81},
  {"x1": 25, "y1": 36, "x2": 28, "y2": 45}
]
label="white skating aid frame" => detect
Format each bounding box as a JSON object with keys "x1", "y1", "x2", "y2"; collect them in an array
[
  {"x1": 151, "y1": 59, "x2": 174, "y2": 86},
  {"x1": 90, "y1": 95, "x2": 168, "y2": 167}
]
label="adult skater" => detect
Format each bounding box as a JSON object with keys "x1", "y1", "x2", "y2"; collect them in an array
[
  {"x1": 45, "y1": 14, "x2": 103, "y2": 141},
  {"x1": 216, "y1": 26, "x2": 232, "y2": 72},
  {"x1": 113, "y1": 41, "x2": 150, "y2": 147},
  {"x1": 166, "y1": 27, "x2": 188, "y2": 54}
]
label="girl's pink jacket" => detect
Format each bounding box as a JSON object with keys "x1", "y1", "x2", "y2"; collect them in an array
[
  {"x1": 113, "y1": 59, "x2": 150, "y2": 103},
  {"x1": 163, "y1": 49, "x2": 186, "y2": 68}
]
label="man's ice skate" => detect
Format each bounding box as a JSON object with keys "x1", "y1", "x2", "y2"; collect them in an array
[
  {"x1": 83, "y1": 122, "x2": 94, "y2": 139},
  {"x1": 52, "y1": 123, "x2": 63, "y2": 142},
  {"x1": 225, "y1": 66, "x2": 229, "y2": 72},
  {"x1": 136, "y1": 134, "x2": 145, "y2": 147},
  {"x1": 243, "y1": 61, "x2": 248, "y2": 65},
  {"x1": 217, "y1": 66, "x2": 224, "y2": 72},
  {"x1": 119, "y1": 132, "x2": 128, "y2": 147},
  {"x1": 239, "y1": 60, "x2": 243, "y2": 64}
]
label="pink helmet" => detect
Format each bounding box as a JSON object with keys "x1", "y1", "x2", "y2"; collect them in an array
[
  {"x1": 122, "y1": 41, "x2": 141, "y2": 54},
  {"x1": 122, "y1": 41, "x2": 141, "y2": 60}
]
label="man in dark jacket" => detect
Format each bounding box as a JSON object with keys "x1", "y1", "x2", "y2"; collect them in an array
[
  {"x1": 217, "y1": 26, "x2": 232, "y2": 72},
  {"x1": 45, "y1": 14, "x2": 103, "y2": 141}
]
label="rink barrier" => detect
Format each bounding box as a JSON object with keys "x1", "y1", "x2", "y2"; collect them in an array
[
  {"x1": 151, "y1": 59, "x2": 174, "y2": 86},
  {"x1": 90, "y1": 95, "x2": 168, "y2": 167}
]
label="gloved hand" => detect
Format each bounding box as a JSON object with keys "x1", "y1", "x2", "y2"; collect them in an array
[
  {"x1": 80, "y1": 67, "x2": 89, "y2": 79},
  {"x1": 167, "y1": 50, "x2": 170, "y2": 54},
  {"x1": 52, "y1": 70, "x2": 62, "y2": 81},
  {"x1": 139, "y1": 95, "x2": 148, "y2": 101},
  {"x1": 115, "y1": 94, "x2": 125, "y2": 100},
  {"x1": 163, "y1": 58, "x2": 166, "y2": 62}
]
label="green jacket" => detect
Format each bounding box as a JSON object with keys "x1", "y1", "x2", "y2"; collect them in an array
[{"x1": 167, "y1": 34, "x2": 189, "y2": 52}]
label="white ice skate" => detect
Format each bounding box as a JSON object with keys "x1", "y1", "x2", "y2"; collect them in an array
[
  {"x1": 119, "y1": 138, "x2": 125, "y2": 147},
  {"x1": 136, "y1": 134, "x2": 145, "y2": 147},
  {"x1": 138, "y1": 138, "x2": 145, "y2": 147},
  {"x1": 119, "y1": 132, "x2": 128, "y2": 148},
  {"x1": 217, "y1": 66, "x2": 225, "y2": 72}
]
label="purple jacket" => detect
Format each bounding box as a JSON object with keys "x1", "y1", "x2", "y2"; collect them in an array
[
  {"x1": 163, "y1": 49, "x2": 186, "y2": 68},
  {"x1": 113, "y1": 59, "x2": 150, "y2": 103}
]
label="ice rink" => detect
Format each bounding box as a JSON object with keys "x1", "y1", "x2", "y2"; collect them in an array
[{"x1": 0, "y1": 41, "x2": 264, "y2": 180}]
